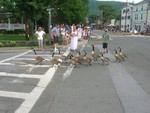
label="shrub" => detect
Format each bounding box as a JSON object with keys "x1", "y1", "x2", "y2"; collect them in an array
[
  {"x1": 4, "y1": 42, "x2": 10, "y2": 47},
  {"x1": 9, "y1": 41, "x2": 16, "y2": 47},
  {"x1": 0, "y1": 42, "x2": 4, "y2": 47}
]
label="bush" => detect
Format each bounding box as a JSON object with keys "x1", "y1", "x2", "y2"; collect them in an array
[
  {"x1": 0, "y1": 42, "x2": 4, "y2": 47},
  {"x1": 4, "y1": 42, "x2": 10, "y2": 47},
  {"x1": 9, "y1": 41, "x2": 16, "y2": 47}
]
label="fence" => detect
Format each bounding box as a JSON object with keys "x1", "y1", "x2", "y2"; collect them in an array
[{"x1": 0, "y1": 23, "x2": 25, "y2": 30}]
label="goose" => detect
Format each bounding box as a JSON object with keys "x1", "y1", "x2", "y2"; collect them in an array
[
  {"x1": 114, "y1": 49, "x2": 124, "y2": 62},
  {"x1": 69, "y1": 54, "x2": 79, "y2": 67},
  {"x1": 118, "y1": 47, "x2": 128, "y2": 60},
  {"x1": 99, "y1": 52, "x2": 110, "y2": 65},
  {"x1": 76, "y1": 51, "x2": 84, "y2": 63},
  {"x1": 33, "y1": 49, "x2": 44, "y2": 64},
  {"x1": 50, "y1": 52, "x2": 62, "y2": 67},
  {"x1": 83, "y1": 50, "x2": 92, "y2": 65},
  {"x1": 59, "y1": 53, "x2": 70, "y2": 63},
  {"x1": 91, "y1": 44, "x2": 100, "y2": 60}
]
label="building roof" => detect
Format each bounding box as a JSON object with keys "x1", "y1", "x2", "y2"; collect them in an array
[{"x1": 136, "y1": 0, "x2": 150, "y2": 5}]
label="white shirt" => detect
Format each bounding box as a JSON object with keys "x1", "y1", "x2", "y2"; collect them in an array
[{"x1": 35, "y1": 30, "x2": 45, "y2": 40}]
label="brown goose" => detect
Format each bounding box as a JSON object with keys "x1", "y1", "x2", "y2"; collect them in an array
[
  {"x1": 99, "y1": 52, "x2": 110, "y2": 65},
  {"x1": 114, "y1": 49, "x2": 124, "y2": 62},
  {"x1": 50, "y1": 52, "x2": 62, "y2": 67},
  {"x1": 118, "y1": 47, "x2": 128, "y2": 60},
  {"x1": 69, "y1": 54, "x2": 79, "y2": 67},
  {"x1": 83, "y1": 51, "x2": 92, "y2": 65},
  {"x1": 76, "y1": 51, "x2": 84, "y2": 63},
  {"x1": 91, "y1": 44, "x2": 100, "y2": 60},
  {"x1": 33, "y1": 49, "x2": 44, "y2": 64}
]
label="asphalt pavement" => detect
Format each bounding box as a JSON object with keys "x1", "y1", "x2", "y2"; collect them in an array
[{"x1": 1, "y1": 30, "x2": 150, "y2": 113}]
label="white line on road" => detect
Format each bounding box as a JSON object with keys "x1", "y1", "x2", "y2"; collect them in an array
[
  {"x1": 15, "y1": 66, "x2": 57, "y2": 113},
  {"x1": 107, "y1": 52, "x2": 150, "y2": 113},
  {"x1": 0, "y1": 50, "x2": 32, "y2": 63},
  {"x1": 0, "y1": 90, "x2": 28, "y2": 99},
  {"x1": 0, "y1": 72, "x2": 42, "y2": 79},
  {"x1": 63, "y1": 64, "x2": 74, "y2": 80},
  {"x1": 63, "y1": 42, "x2": 88, "y2": 80}
]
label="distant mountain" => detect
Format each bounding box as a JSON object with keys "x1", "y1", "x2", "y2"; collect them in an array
[{"x1": 88, "y1": 0, "x2": 127, "y2": 16}]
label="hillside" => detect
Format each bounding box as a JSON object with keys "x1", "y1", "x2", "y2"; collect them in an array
[{"x1": 88, "y1": 0, "x2": 127, "y2": 16}]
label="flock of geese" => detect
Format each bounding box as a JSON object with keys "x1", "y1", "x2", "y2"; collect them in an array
[{"x1": 33, "y1": 44, "x2": 128, "y2": 67}]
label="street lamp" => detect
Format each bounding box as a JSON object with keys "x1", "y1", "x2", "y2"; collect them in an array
[
  {"x1": 5, "y1": 12, "x2": 12, "y2": 30},
  {"x1": 47, "y1": 8, "x2": 54, "y2": 44}
]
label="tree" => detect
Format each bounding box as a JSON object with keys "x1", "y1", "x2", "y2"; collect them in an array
[
  {"x1": 49, "y1": 0, "x2": 88, "y2": 24},
  {"x1": 98, "y1": 3, "x2": 120, "y2": 23},
  {"x1": 1, "y1": 0, "x2": 89, "y2": 40}
]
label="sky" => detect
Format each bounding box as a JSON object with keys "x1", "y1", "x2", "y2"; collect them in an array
[{"x1": 96, "y1": 0, "x2": 143, "y2": 4}]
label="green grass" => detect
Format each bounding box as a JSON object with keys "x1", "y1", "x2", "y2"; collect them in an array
[
  {"x1": 0, "y1": 35, "x2": 26, "y2": 41},
  {"x1": 0, "y1": 34, "x2": 50, "y2": 41}
]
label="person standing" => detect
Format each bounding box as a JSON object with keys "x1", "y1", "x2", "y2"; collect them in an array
[
  {"x1": 35, "y1": 27, "x2": 46, "y2": 50},
  {"x1": 102, "y1": 29, "x2": 110, "y2": 53},
  {"x1": 77, "y1": 25, "x2": 83, "y2": 42},
  {"x1": 51, "y1": 24, "x2": 60, "y2": 52},
  {"x1": 70, "y1": 25, "x2": 78, "y2": 51}
]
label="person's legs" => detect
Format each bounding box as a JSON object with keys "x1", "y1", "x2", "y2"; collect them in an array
[
  {"x1": 105, "y1": 43, "x2": 108, "y2": 53},
  {"x1": 39, "y1": 39, "x2": 44, "y2": 50},
  {"x1": 53, "y1": 36, "x2": 59, "y2": 51},
  {"x1": 43, "y1": 38, "x2": 46, "y2": 49},
  {"x1": 103, "y1": 43, "x2": 106, "y2": 53}
]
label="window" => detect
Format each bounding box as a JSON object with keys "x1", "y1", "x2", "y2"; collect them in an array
[
  {"x1": 141, "y1": 14, "x2": 142, "y2": 20},
  {"x1": 128, "y1": 16, "x2": 130, "y2": 19},
  {"x1": 141, "y1": 5, "x2": 143, "y2": 11},
  {"x1": 135, "y1": 14, "x2": 138, "y2": 20},
  {"x1": 136, "y1": 7, "x2": 138, "y2": 11}
]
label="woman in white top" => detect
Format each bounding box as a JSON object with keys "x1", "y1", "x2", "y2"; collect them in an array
[
  {"x1": 35, "y1": 27, "x2": 46, "y2": 50},
  {"x1": 70, "y1": 25, "x2": 78, "y2": 51},
  {"x1": 77, "y1": 25, "x2": 83, "y2": 41}
]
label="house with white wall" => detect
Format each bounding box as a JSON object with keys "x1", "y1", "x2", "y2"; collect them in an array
[
  {"x1": 132, "y1": 0, "x2": 150, "y2": 33},
  {"x1": 121, "y1": 4, "x2": 133, "y2": 32}
]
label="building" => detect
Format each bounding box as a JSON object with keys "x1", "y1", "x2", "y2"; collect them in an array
[
  {"x1": 132, "y1": 0, "x2": 150, "y2": 33},
  {"x1": 121, "y1": 4, "x2": 133, "y2": 32}
]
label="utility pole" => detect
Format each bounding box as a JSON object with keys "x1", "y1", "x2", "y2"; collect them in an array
[
  {"x1": 125, "y1": 0, "x2": 128, "y2": 33},
  {"x1": 5, "y1": 12, "x2": 12, "y2": 30}
]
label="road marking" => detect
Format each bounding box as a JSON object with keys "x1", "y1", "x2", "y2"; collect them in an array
[
  {"x1": 0, "y1": 50, "x2": 32, "y2": 63},
  {"x1": 15, "y1": 87, "x2": 44, "y2": 113},
  {"x1": 63, "y1": 64, "x2": 74, "y2": 80},
  {"x1": 63, "y1": 41, "x2": 88, "y2": 80},
  {"x1": 14, "y1": 67, "x2": 57, "y2": 113},
  {"x1": 105, "y1": 51, "x2": 150, "y2": 113},
  {"x1": 0, "y1": 45, "x2": 79, "y2": 113},
  {"x1": 0, "y1": 90, "x2": 28, "y2": 99},
  {"x1": 0, "y1": 62, "x2": 52, "y2": 67},
  {"x1": 0, "y1": 72, "x2": 42, "y2": 79}
]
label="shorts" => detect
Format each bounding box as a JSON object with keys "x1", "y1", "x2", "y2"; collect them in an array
[
  {"x1": 103, "y1": 43, "x2": 108, "y2": 49},
  {"x1": 53, "y1": 35, "x2": 59, "y2": 43}
]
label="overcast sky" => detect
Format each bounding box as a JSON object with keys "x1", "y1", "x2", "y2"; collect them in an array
[{"x1": 96, "y1": 0, "x2": 143, "y2": 4}]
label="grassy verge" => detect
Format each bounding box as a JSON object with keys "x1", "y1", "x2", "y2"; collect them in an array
[
  {"x1": 0, "y1": 34, "x2": 54, "y2": 47},
  {"x1": 0, "y1": 35, "x2": 26, "y2": 41}
]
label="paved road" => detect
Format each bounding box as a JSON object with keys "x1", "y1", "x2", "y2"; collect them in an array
[{"x1": 0, "y1": 30, "x2": 150, "y2": 113}]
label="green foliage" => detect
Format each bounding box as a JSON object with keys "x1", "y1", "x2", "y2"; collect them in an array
[
  {"x1": 0, "y1": 35, "x2": 25, "y2": 40},
  {"x1": 0, "y1": 42, "x2": 4, "y2": 47},
  {"x1": 4, "y1": 42, "x2": 10, "y2": 47},
  {"x1": 98, "y1": 4, "x2": 119, "y2": 21},
  {"x1": 88, "y1": 1, "x2": 125, "y2": 24},
  {"x1": 9, "y1": 41, "x2": 16, "y2": 47},
  {"x1": 1, "y1": 0, "x2": 88, "y2": 25},
  {"x1": 57, "y1": 0, "x2": 88, "y2": 24}
]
